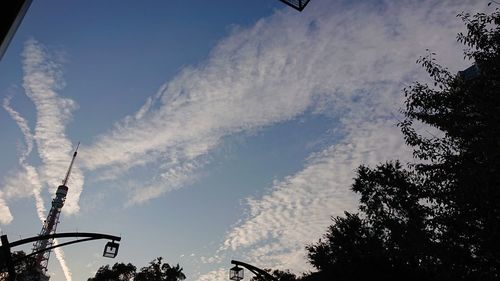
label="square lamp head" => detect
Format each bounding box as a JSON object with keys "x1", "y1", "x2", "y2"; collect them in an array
[
  {"x1": 103, "y1": 241, "x2": 119, "y2": 258},
  {"x1": 229, "y1": 265, "x2": 244, "y2": 281}
]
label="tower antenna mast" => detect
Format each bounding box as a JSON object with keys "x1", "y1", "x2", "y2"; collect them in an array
[
  {"x1": 62, "y1": 142, "x2": 79, "y2": 186},
  {"x1": 32, "y1": 143, "x2": 80, "y2": 278}
]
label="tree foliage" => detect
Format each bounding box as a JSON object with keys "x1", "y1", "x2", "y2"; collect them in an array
[
  {"x1": 135, "y1": 257, "x2": 185, "y2": 281},
  {"x1": 0, "y1": 251, "x2": 42, "y2": 281},
  {"x1": 87, "y1": 257, "x2": 185, "y2": 281},
  {"x1": 249, "y1": 269, "x2": 298, "y2": 281},
  {"x1": 306, "y1": 8, "x2": 500, "y2": 281},
  {"x1": 88, "y1": 262, "x2": 136, "y2": 281}
]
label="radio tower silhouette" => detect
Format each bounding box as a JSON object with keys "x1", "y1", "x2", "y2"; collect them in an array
[{"x1": 32, "y1": 143, "x2": 79, "y2": 276}]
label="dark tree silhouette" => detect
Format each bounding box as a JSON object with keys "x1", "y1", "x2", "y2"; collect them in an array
[
  {"x1": 0, "y1": 251, "x2": 40, "y2": 281},
  {"x1": 135, "y1": 257, "x2": 185, "y2": 281},
  {"x1": 87, "y1": 257, "x2": 185, "y2": 281},
  {"x1": 306, "y1": 164, "x2": 434, "y2": 281},
  {"x1": 163, "y1": 263, "x2": 186, "y2": 281},
  {"x1": 398, "y1": 9, "x2": 500, "y2": 280},
  {"x1": 87, "y1": 262, "x2": 136, "y2": 281},
  {"x1": 249, "y1": 269, "x2": 298, "y2": 281},
  {"x1": 269, "y1": 269, "x2": 298, "y2": 281},
  {"x1": 306, "y1": 8, "x2": 500, "y2": 281}
]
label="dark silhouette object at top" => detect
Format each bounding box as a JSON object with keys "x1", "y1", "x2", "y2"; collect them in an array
[
  {"x1": 0, "y1": 0, "x2": 32, "y2": 60},
  {"x1": 279, "y1": 0, "x2": 311, "y2": 12}
]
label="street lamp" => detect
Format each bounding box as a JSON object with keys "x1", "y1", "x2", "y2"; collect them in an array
[
  {"x1": 1, "y1": 232, "x2": 122, "y2": 281},
  {"x1": 229, "y1": 265, "x2": 244, "y2": 281},
  {"x1": 229, "y1": 260, "x2": 277, "y2": 281},
  {"x1": 103, "y1": 241, "x2": 120, "y2": 258}
]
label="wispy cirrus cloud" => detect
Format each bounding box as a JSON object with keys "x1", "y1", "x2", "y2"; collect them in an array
[
  {"x1": 21, "y1": 39, "x2": 83, "y2": 216},
  {"x1": 218, "y1": 120, "x2": 413, "y2": 274},
  {"x1": 196, "y1": 268, "x2": 227, "y2": 281},
  {"x1": 81, "y1": 0, "x2": 478, "y2": 206},
  {"x1": 195, "y1": 0, "x2": 484, "y2": 279},
  {"x1": 1, "y1": 1, "x2": 486, "y2": 281},
  {"x1": 0, "y1": 97, "x2": 35, "y2": 225},
  {"x1": 2, "y1": 96, "x2": 47, "y2": 221},
  {"x1": 1, "y1": 38, "x2": 82, "y2": 219},
  {"x1": 3, "y1": 96, "x2": 34, "y2": 163},
  {"x1": 0, "y1": 191, "x2": 12, "y2": 225},
  {"x1": 0, "y1": 39, "x2": 77, "y2": 281},
  {"x1": 53, "y1": 240, "x2": 72, "y2": 281}
]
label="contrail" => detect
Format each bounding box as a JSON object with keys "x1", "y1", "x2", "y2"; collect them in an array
[
  {"x1": 3, "y1": 96, "x2": 46, "y2": 220},
  {"x1": 54, "y1": 241, "x2": 73, "y2": 281},
  {"x1": 0, "y1": 39, "x2": 76, "y2": 281},
  {"x1": 21, "y1": 39, "x2": 75, "y2": 281},
  {"x1": 3, "y1": 96, "x2": 34, "y2": 163},
  {"x1": 3, "y1": 99, "x2": 72, "y2": 281},
  {"x1": 0, "y1": 190, "x2": 12, "y2": 225}
]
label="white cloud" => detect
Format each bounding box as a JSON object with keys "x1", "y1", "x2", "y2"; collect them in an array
[
  {"x1": 54, "y1": 241, "x2": 72, "y2": 281},
  {"x1": 81, "y1": 0, "x2": 480, "y2": 206},
  {"x1": 219, "y1": 120, "x2": 412, "y2": 274},
  {"x1": 196, "y1": 268, "x2": 227, "y2": 281},
  {"x1": 1, "y1": 1, "x2": 487, "y2": 280},
  {"x1": 0, "y1": 96, "x2": 37, "y2": 224},
  {"x1": 195, "y1": 0, "x2": 485, "y2": 280},
  {"x1": 22, "y1": 39, "x2": 80, "y2": 281},
  {"x1": 126, "y1": 158, "x2": 208, "y2": 205},
  {"x1": 0, "y1": 39, "x2": 79, "y2": 281},
  {"x1": 21, "y1": 39, "x2": 83, "y2": 215},
  {"x1": 3, "y1": 96, "x2": 34, "y2": 163},
  {"x1": 0, "y1": 191, "x2": 13, "y2": 224},
  {"x1": 0, "y1": 164, "x2": 45, "y2": 218},
  {"x1": 0, "y1": 37, "x2": 81, "y2": 223}
]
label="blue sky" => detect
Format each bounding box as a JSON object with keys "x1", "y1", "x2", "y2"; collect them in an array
[{"x1": 0, "y1": 1, "x2": 489, "y2": 280}]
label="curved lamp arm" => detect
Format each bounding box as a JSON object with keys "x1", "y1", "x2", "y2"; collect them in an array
[
  {"x1": 9, "y1": 232, "x2": 121, "y2": 248},
  {"x1": 231, "y1": 260, "x2": 278, "y2": 281}
]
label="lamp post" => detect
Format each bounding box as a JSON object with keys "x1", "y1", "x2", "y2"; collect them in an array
[
  {"x1": 0, "y1": 232, "x2": 121, "y2": 280},
  {"x1": 0, "y1": 0, "x2": 33, "y2": 60},
  {"x1": 229, "y1": 260, "x2": 277, "y2": 281},
  {"x1": 229, "y1": 265, "x2": 244, "y2": 281},
  {"x1": 103, "y1": 240, "x2": 120, "y2": 258}
]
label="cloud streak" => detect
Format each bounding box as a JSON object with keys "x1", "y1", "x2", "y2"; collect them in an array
[
  {"x1": 54, "y1": 241, "x2": 72, "y2": 281},
  {"x1": 219, "y1": 120, "x2": 413, "y2": 274},
  {"x1": 194, "y1": 0, "x2": 485, "y2": 279},
  {"x1": 2, "y1": 96, "x2": 47, "y2": 220},
  {"x1": 21, "y1": 39, "x2": 83, "y2": 215},
  {"x1": 0, "y1": 191, "x2": 12, "y2": 225},
  {"x1": 81, "y1": 0, "x2": 479, "y2": 207},
  {"x1": 1, "y1": 1, "x2": 487, "y2": 280},
  {"x1": 3, "y1": 96, "x2": 34, "y2": 163},
  {"x1": 1, "y1": 39, "x2": 78, "y2": 281}
]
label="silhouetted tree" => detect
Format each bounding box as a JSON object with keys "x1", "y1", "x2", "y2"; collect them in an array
[
  {"x1": 0, "y1": 251, "x2": 40, "y2": 281},
  {"x1": 306, "y1": 8, "x2": 500, "y2": 281},
  {"x1": 163, "y1": 263, "x2": 186, "y2": 281},
  {"x1": 270, "y1": 269, "x2": 298, "y2": 281},
  {"x1": 88, "y1": 257, "x2": 185, "y2": 281},
  {"x1": 249, "y1": 269, "x2": 298, "y2": 281},
  {"x1": 87, "y1": 262, "x2": 136, "y2": 281},
  {"x1": 306, "y1": 164, "x2": 434, "y2": 281},
  {"x1": 135, "y1": 257, "x2": 185, "y2": 281},
  {"x1": 398, "y1": 8, "x2": 500, "y2": 280}
]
